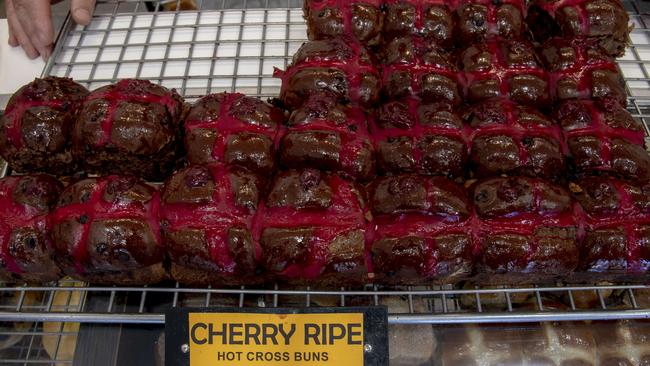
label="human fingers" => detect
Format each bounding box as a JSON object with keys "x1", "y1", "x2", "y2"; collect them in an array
[
  {"x1": 6, "y1": 0, "x2": 40, "y2": 59},
  {"x1": 11, "y1": 0, "x2": 54, "y2": 59},
  {"x1": 8, "y1": 22, "x2": 19, "y2": 47},
  {"x1": 71, "y1": 0, "x2": 96, "y2": 26}
]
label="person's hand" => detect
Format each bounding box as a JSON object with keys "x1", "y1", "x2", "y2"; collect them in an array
[{"x1": 6, "y1": 0, "x2": 96, "y2": 60}]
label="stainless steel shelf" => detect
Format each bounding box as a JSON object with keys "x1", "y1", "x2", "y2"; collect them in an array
[
  {"x1": 1, "y1": 0, "x2": 649, "y2": 363},
  {"x1": 32, "y1": 0, "x2": 650, "y2": 325},
  {"x1": 0, "y1": 0, "x2": 650, "y2": 365}
]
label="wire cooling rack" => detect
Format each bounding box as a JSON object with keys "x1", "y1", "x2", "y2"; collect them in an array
[
  {"x1": 29, "y1": 0, "x2": 650, "y2": 323},
  {"x1": 1, "y1": 0, "x2": 650, "y2": 363}
]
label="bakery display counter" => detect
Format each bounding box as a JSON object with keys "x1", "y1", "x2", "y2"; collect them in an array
[{"x1": 0, "y1": 0, "x2": 650, "y2": 364}]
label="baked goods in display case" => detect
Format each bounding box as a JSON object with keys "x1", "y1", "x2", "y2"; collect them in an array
[
  {"x1": 184, "y1": 92, "x2": 283, "y2": 175},
  {"x1": 0, "y1": 175, "x2": 63, "y2": 283},
  {"x1": 258, "y1": 169, "x2": 368, "y2": 285},
  {"x1": 0, "y1": 0, "x2": 643, "y2": 287},
  {"x1": 160, "y1": 164, "x2": 263, "y2": 285},
  {"x1": 50, "y1": 176, "x2": 166, "y2": 285},
  {"x1": 0, "y1": 77, "x2": 88, "y2": 175},
  {"x1": 372, "y1": 98, "x2": 467, "y2": 178},
  {"x1": 276, "y1": 38, "x2": 380, "y2": 109},
  {"x1": 279, "y1": 92, "x2": 375, "y2": 181},
  {"x1": 72, "y1": 79, "x2": 184, "y2": 181}
]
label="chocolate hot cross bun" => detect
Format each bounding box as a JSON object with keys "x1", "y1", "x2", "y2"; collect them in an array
[
  {"x1": 161, "y1": 165, "x2": 263, "y2": 286},
  {"x1": 0, "y1": 77, "x2": 88, "y2": 175},
  {"x1": 0, "y1": 175, "x2": 63, "y2": 283},
  {"x1": 50, "y1": 176, "x2": 166, "y2": 285}
]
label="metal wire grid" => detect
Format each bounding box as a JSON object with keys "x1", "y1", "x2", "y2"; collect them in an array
[
  {"x1": 24, "y1": 0, "x2": 650, "y2": 321},
  {"x1": 0, "y1": 0, "x2": 647, "y2": 363},
  {"x1": 44, "y1": 0, "x2": 306, "y2": 101}
]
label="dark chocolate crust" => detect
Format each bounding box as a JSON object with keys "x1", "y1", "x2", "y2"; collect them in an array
[
  {"x1": 464, "y1": 99, "x2": 566, "y2": 180},
  {"x1": 570, "y1": 177, "x2": 650, "y2": 281},
  {"x1": 0, "y1": 77, "x2": 88, "y2": 175},
  {"x1": 0, "y1": 175, "x2": 63, "y2": 283},
  {"x1": 50, "y1": 176, "x2": 166, "y2": 285},
  {"x1": 381, "y1": 36, "x2": 460, "y2": 105},
  {"x1": 277, "y1": 39, "x2": 380, "y2": 109},
  {"x1": 459, "y1": 39, "x2": 550, "y2": 107},
  {"x1": 471, "y1": 177, "x2": 579, "y2": 283},
  {"x1": 383, "y1": 1, "x2": 455, "y2": 47},
  {"x1": 527, "y1": 0, "x2": 631, "y2": 57},
  {"x1": 538, "y1": 38, "x2": 626, "y2": 105},
  {"x1": 72, "y1": 79, "x2": 184, "y2": 181},
  {"x1": 303, "y1": 0, "x2": 383, "y2": 46},
  {"x1": 455, "y1": 0, "x2": 526, "y2": 45},
  {"x1": 259, "y1": 169, "x2": 368, "y2": 285},
  {"x1": 185, "y1": 93, "x2": 283, "y2": 175},
  {"x1": 372, "y1": 98, "x2": 467, "y2": 178},
  {"x1": 279, "y1": 92, "x2": 375, "y2": 180},
  {"x1": 368, "y1": 174, "x2": 473, "y2": 284},
  {"x1": 160, "y1": 164, "x2": 263, "y2": 286}
]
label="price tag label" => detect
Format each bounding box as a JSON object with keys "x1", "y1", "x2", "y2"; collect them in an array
[{"x1": 165, "y1": 307, "x2": 388, "y2": 366}]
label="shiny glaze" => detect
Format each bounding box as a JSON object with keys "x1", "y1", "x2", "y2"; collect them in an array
[
  {"x1": 528, "y1": 0, "x2": 630, "y2": 57},
  {"x1": 72, "y1": 79, "x2": 183, "y2": 180},
  {"x1": 50, "y1": 176, "x2": 163, "y2": 279},
  {"x1": 383, "y1": 0, "x2": 456, "y2": 46},
  {"x1": 0, "y1": 77, "x2": 88, "y2": 174},
  {"x1": 465, "y1": 98, "x2": 566, "y2": 180},
  {"x1": 571, "y1": 177, "x2": 650, "y2": 273},
  {"x1": 368, "y1": 175, "x2": 473, "y2": 281},
  {"x1": 278, "y1": 92, "x2": 375, "y2": 180},
  {"x1": 555, "y1": 99, "x2": 644, "y2": 145},
  {"x1": 184, "y1": 93, "x2": 283, "y2": 174},
  {"x1": 371, "y1": 98, "x2": 467, "y2": 178},
  {"x1": 257, "y1": 169, "x2": 367, "y2": 281},
  {"x1": 275, "y1": 39, "x2": 380, "y2": 109},
  {"x1": 539, "y1": 38, "x2": 626, "y2": 105},
  {"x1": 160, "y1": 165, "x2": 261, "y2": 279},
  {"x1": 459, "y1": 39, "x2": 550, "y2": 107},
  {"x1": 455, "y1": 0, "x2": 527, "y2": 45},
  {"x1": 0, "y1": 175, "x2": 62, "y2": 281},
  {"x1": 381, "y1": 36, "x2": 461, "y2": 105},
  {"x1": 471, "y1": 177, "x2": 579, "y2": 277},
  {"x1": 557, "y1": 99, "x2": 650, "y2": 182},
  {"x1": 304, "y1": 0, "x2": 383, "y2": 45}
]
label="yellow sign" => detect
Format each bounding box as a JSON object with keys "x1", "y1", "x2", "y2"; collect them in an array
[{"x1": 188, "y1": 312, "x2": 364, "y2": 365}]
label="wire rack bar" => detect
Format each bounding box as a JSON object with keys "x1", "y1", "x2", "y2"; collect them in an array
[{"x1": 0, "y1": 0, "x2": 645, "y2": 351}]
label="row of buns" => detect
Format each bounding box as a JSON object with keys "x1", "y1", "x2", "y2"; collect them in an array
[
  {"x1": 1, "y1": 169, "x2": 648, "y2": 286},
  {"x1": 303, "y1": 0, "x2": 630, "y2": 57}
]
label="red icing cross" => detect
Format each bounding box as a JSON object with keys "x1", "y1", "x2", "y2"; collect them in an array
[
  {"x1": 574, "y1": 178, "x2": 650, "y2": 272},
  {"x1": 460, "y1": 39, "x2": 550, "y2": 105},
  {"x1": 274, "y1": 41, "x2": 379, "y2": 106},
  {"x1": 50, "y1": 176, "x2": 161, "y2": 275},
  {"x1": 381, "y1": 37, "x2": 460, "y2": 103},
  {"x1": 456, "y1": 0, "x2": 528, "y2": 35},
  {"x1": 557, "y1": 99, "x2": 644, "y2": 146},
  {"x1": 184, "y1": 93, "x2": 280, "y2": 165},
  {"x1": 383, "y1": 0, "x2": 457, "y2": 34},
  {"x1": 306, "y1": 0, "x2": 382, "y2": 40},
  {"x1": 371, "y1": 98, "x2": 470, "y2": 168},
  {"x1": 279, "y1": 105, "x2": 372, "y2": 178},
  {"x1": 367, "y1": 176, "x2": 471, "y2": 278},
  {"x1": 468, "y1": 99, "x2": 568, "y2": 168},
  {"x1": 256, "y1": 174, "x2": 367, "y2": 279},
  {"x1": 4, "y1": 90, "x2": 73, "y2": 149},
  {"x1": 369, "y1": 176, "x2": 579, "y2": 277},
  {"x1": 544, "y1": 39, "x2": 623, "y2": 103},
  {"x1": 0, "y1": 177, "x2": 49, "y2": 274},
  {"x1": 83, "y1": 79, "x2": 180, "y2": 147},
  {"x1": 160, "y1": 165, "x2": 259, "y2": 274}
]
